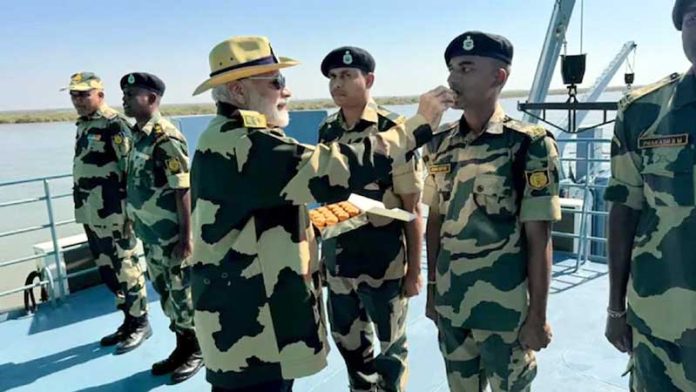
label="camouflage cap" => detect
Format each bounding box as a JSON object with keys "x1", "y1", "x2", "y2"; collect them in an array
[
  {"x1": 60, "y1": 72, "x2": 103, "y2": 92},
  {"x1": 673, "y1": 0, "x2": 696, "y2": 30}
]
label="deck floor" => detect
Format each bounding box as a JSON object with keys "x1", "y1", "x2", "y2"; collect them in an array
[{"x1": 0, "y1": 259, "x2": 630, "y2": 392}]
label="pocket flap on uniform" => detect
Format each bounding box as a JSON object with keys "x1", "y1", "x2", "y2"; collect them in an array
[{"x1": 472, "y1": 174, "x2": 510, "y2": 197}]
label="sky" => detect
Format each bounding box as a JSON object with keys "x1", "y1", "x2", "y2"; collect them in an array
[{"x1": 0, "y1": 0, "x2": 687, "y2": 111}]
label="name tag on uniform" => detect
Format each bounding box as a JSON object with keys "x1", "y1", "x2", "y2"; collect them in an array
[
  {"x1": 428, "y1": 163, "x2": 451, "y2": 174},
  {"x1": 638, "y1": 134, "x2": 689, "y2": 149}
]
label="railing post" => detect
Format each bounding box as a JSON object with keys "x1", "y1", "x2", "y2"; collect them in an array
[
  {"x1": 42, "y1": 266, "x2": 56, "y2": 306},
  {"x1": 43, "y1": 179, "x2": 66, "y2": 300}
]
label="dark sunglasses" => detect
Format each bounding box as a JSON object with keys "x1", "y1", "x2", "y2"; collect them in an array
[{"x1": 245, "y1": 73, "x2": 286, "y2": 90}]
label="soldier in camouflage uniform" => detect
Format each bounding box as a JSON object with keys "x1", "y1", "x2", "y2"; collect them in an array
[
  {"x1": 317, "y1": 47, "x2": 424, "y2": 392},
  {"x1": 423, "y1": 32, "x2": 561, "y2": 392},
  {"x1": 604, "y1": 2, "x2": 696, "y2": 390},
  {"x1": 65, "y1": 72, "x2": 149, "y2": 352},
  {"x1": 120, "y1": 72, "x2": 201, "y2": 383},
  {"x1": 188, "y1": 36, "x2": 453, "y2": 392}
]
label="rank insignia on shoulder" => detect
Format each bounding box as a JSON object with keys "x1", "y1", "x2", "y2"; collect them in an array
[
  {"x1": 428, "y1": 163, "x2": 451, "y2": 174},
  {"x1": 526, "y1": 169, "x2": 550, "y2": 190},
  {"x1": 113, "y1": 134, "x2": 123, "y2": 145},
  {"x1": 239, "y1": 110, "x2": 267, "y2": 128},
  {"x1": 153, "y1": 123, "x2": 164, "y2": 136},
  {"x1": 638, "y1": 134, "x2": 689, "y2": 149},
  {"x1": 167, "y1": 158, "x2": 181, "y2": 173}
]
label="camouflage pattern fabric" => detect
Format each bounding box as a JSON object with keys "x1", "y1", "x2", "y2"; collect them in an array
[
  {"x1": 318, "y1": 100, "x2": 423, "y2": 280},
  {"x1": 189, "y1": 102, "x2": 433, "y2": 389},
  {"x1": 84, "y1": 224, "x2": 147, "y2": 317},
  {"x1": 73, "y1": 104, "x2": 146, "y2": 317},
  {"x1": 629, "y1": 328, "x2": 696, "y2": 391},
  {"x1": 423, "y1": 106, "x2": 560, "y2": 389},
  {"x1": 604, "y1": 73, "x2": 696, "y2": 348},
  {"x1": 437, "y1": 316, "x2": 536, "y2": 392},
  {"x1": 318, "y1": 101, "x2": 422, "y2": 391},
  {"x1": 144, "y1": 241, "x2": 194, "y2": 333},
  {"x1": 126, "y1": 112, "x2": 190, "y2": 246},
  {"x1": 61, "y1": 72, "x2": 104, "y2": 91},
  {"x1": 422, "y1": 105, "x2": 561, "y2": 331},
  {"x1": 326, "y1": 275, "x2": 408, "y2": 392},
  {"x1": 73, "y1": 104, "x2": 131, "y2": 228},
  {"x1": 126, "y1": 112, "x2": 193, "y2": 330}
]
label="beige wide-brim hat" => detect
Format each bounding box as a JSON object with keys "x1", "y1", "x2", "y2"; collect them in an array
[{"x1": 192, "y1": 36, "x2": 298, "y2": 96}]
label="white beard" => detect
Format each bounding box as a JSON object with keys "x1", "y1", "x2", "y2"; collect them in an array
[{"x1": 246, "y1": 89, "x2": 290, "y2": 128}]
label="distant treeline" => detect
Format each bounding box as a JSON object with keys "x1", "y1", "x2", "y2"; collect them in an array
[{"x1": 0, "y1": 86, "x2": 628, "y2": 125}]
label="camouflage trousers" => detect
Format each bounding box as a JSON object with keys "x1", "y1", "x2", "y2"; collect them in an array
[
  {"x1": 326, "y1": 274, "x2": 409, "y2": 392},
  {"x1": 143, "y1": 241, "x2": 194, "y2": 333},
  {"x1": 436, "y1": 317, "x2": 536, "y2": 392},
  {"x1": 84, "y1": 224, "x2": 147, "y2": 318},
  {"x1": 629, "y1": 328, "x2": 696, "y2": 391}
]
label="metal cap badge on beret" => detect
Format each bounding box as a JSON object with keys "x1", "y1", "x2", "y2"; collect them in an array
[
  {"x1": 60, "y1": 72, "x2": 104, "y2": 92},
  {"x1": 192, "y1": 36, "x2": 298, "y2": 96},
  {"x1": 321, "y1": 46, "x2": 375, "y2": 77},
  {"x1": 673, "y1": 0, "x2": 696, "y2": 30},
  {"x1": 120, "y1": 72, "x2": 166, "y2": 96},
  {"x1": 444, "y1": 31, "x2": 513, "y2": 66}
]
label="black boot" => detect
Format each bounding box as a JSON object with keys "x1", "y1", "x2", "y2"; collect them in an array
[
  {"x1": 151, "y1": 332, "x2": 186, "y2": 376},
  {"x1": 170, "y1": 330, "x2": 204, "y2": 383},
  {"x1": 100, "y1": 311, "x2": 129, "y2": 346},
  {"x1": 114, "y1": 314, "x2": 152, "y2": 354}
]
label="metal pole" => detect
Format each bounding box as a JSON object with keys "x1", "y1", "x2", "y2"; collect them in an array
[
  {"x1": 43, "y1": 265, "x2": 56, "y2": 305},
  {"x1": 43, "y1": 179, "x2": 66, "y2": 300}
]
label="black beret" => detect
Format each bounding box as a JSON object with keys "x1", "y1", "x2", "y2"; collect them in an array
[
  {"x1": 673, "y1": 0, "x2": 696, "y2": 30},
  {"x1": 444, "y1": 31, "x2": 513, "y2": 66},
  {"x1": 120, "y1": 72, "x2": 166, "y2": 96},
  {"x1": 321, "y1": 46, "x2": 375, "y2": 77}
]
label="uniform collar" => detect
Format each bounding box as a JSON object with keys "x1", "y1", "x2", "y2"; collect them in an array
[
  {"x1": 217, "y1": 102, "x2": 240, "y2": 118},
  {"x1": 336, "y1": 99, "x2": 379, "y2": 131},
  {"x1": 459, "y1": 104, "x2": 507, "y2": 137},
  {"x1": 673, "y1": 72, "x2": 696, "y2": 109},
  {"x1": 79, "y1": 104, "x2": 112, "y2": 122},
  {"x1": 137, "y1": 111, "x2": 162, "y2": 136}
]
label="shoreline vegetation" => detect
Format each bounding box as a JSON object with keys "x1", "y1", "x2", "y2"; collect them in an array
[{"x1": 0, "y1": 86, "x2": 628, "y2": 125}]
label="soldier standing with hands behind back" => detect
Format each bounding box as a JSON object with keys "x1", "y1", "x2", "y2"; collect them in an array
[{"x1": 121, "y1": 72, "x2": 201, "y2": 383}]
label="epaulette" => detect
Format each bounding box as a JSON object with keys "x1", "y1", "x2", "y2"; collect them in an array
[
  {"x1": 100, "y1": 106, "x2": 119, "y2": 120},
  {"x1": 238, "y1": 110, "x2": 267, "y2": 129},
  {"x1": 424, "y1": 121, "x2": 457, "y2": 158},
  {"x1": 504, "y1": 117, "x2": 547, "y2": 140},
  {"x1": 619, "y1": 73, "x2": 680, "y2": 111},
  {"x1": 153, "y1": 118, "x2": 188, "y2": 145},
  {"x1": 376, "y1": 106, "x2": 405, "y2": 125}
]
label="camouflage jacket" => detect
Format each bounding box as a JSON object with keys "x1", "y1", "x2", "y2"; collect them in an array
[
  {"x1": 423, "y1": 106, "x2": 561, "y2": 332},
  {"x1": 189, "y1": 102, "x2": 432, "y2": 388},
  {"x1": 318, "y1": 101, "x2": 424, "y2": 281},
  {"x1": 605, "y1": 72, "x2": 696, "y2": 347},
  {"x1": 126, "y1": 112, "x2": 189, "y2": 246},
  {"x1": 72, "y1": 104, "x2": 132, "y2": 228}
]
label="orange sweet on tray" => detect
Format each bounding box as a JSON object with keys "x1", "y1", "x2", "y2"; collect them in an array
[{"x1": 309, "y1": 201, "x2": 361, "y2": 228}]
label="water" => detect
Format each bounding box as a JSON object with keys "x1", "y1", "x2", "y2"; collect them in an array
[{"x1": 0, "y1": 92, "x2": 622, "y2": 310}]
